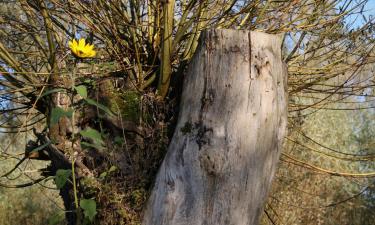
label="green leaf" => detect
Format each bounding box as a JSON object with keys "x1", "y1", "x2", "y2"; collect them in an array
[
  {"x1": 54, "y1": 169, "x2": 71, "y2": 189},
  {"x1": 108, "y1": 165, "x2": 117, "y2": 173},
  {"x1": 81, "y1": 141, "x2": 104, "y2": 151},
  {"x1": 48, "y1": 213, "x2": 65, "y2": 225},
  {"x1": 83, "y1": 79, "x2": 93, "y2": 84},
  {"x1": 85, "y1": 98, "x2": 114, "y2": 116},
  {"x1": 41, "y1": 88, "x2": 66, "y2": 98},
  {"x1": 29, "y1": 141, "x2": 51, "y2": 153},
  {"x1": 80, "y1": 199, "x2": 97, "y2": 222},
  {"x1": 50, "y1": 107, "x2": 73, "y2": 126},
  {"x1": 114, "y1": 136, "x2": 124, "y2": 145},
  {"x1": 99, "y1": 165, "x2": 116, "y2": 179},
  {"x1": 80, "y1": 127, "x2": 104, "y2": 146},
  {"x1": 99, "y1": 171, "x2": 107, "y2": 179},
  {"x1": 74, "y1": 85, "x2": 88, "y2": 99}
]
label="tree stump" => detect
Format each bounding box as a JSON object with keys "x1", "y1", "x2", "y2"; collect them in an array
[{"x1": 143, "y1": 29, "x2": 288, "y2": 225}]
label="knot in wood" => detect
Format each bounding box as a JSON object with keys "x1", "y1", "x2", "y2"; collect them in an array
[
  {"x1": 195, "y1": 124, "x2": 213, "y2": 149},
  {"x1": 251, "y1": 49, "x2": 271, "y2": 78},
  {"x1": 199, "y1": 146, "x2": 226, "y2": 176}
]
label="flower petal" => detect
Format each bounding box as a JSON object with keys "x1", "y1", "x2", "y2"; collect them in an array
[
  {"x1": 85, "y1": 44, "x2": 94, "y2": 52},
  {"x1": 88, "y1": 50, "x2": 96, "y2": 57},
  {"x1": 69, "y1": 39, "x2": 79, "y2": 56},
  {"x1": 73, "y1": 39, "x2": 78, "y2": 48},
  {"x1": 68, "y1": 38, "x2": 96, "y2": 58},
  {"x1": 78, "y1": 38, "x2": 86, "y2": 49}
]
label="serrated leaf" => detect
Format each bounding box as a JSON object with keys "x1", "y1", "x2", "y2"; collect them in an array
[
  {"x1": 55, "y1": 169, "x2": 71, "y2": 189},
  {"x1": 85, "y1": 98, "x2": 114, "y2": 116},
  {"x1": 80, "y1": 128, "x2": 104, "y2": 146},
  {"x1": 74, "y1": 85, "x2": 88, "y2": 99},
  {"x1": 80, "y1": 199, "x2": 97, "y2": 221},
  {"x1": 50, "y1": 107, "x2": 73, "y2": 126}
]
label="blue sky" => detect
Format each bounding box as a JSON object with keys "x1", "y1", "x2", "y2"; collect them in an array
[{"x1": 345, "y1": 0, "x2": 375, "y2": 28}]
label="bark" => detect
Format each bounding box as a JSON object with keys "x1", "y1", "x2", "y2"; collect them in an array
[{"x1": 143, "y1": 29, "x2": 288, "y2": 225}]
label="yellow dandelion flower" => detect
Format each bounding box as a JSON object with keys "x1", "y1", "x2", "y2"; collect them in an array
[{"x1": 68, "y1": 38, "x2": 96, "y2": 58}]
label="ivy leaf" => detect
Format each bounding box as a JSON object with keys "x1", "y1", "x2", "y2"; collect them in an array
[
  {"x1": 85, "y1": 98, "x2": 114, "y2": 116},
  {"x1": 50, "y1": 107, "x2": 73, "y2": 126},
  {"x1": 80, "y1": 128, "x2": 104, "y2": 146},
  {"x1": 54, "y1": 169, "x2": 71, "y2": 189},
  {"x1": 74, "y1": 85, "x2": 88, "y2": 99},
  {"x1": 80, "y1": 198, "x2": 97, "y2": 222}
]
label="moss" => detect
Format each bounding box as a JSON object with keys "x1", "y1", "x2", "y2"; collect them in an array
[
  {"x1": 180, "y1": 121, "x2": 193, "y2": 134},
  {"x1": 109, "y1": 90, "x2": 141, "y2": 123},
  {"x1": 80, "y1": 177, "x2": 100, "y2": 197},
  {"x1": 116, "y1": 209, "x2": 140, "y2": 225},
  {"x1": 130, "y1": 189, "x2": 146, "y2": 209},
  {"x1": 95, "y1": 182, "x2": 144, "y2": 225}
]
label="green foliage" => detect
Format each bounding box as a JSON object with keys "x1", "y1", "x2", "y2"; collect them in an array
[
  {"x1": 114, "y1": 136, "x2": 124, "y2": 146},
  {"x1": 1, "y1": 0, "x2": 375, "y2": 224},
  {"x1": 74, "y1": 85, "x2": 88, "y2": 99},
  {"x1": 80, "y1": 177, "x2": 100, "y2": 197},
  {"x1": 80, "y1": 199, "x2": 97, "y2": 222},
  {"x1": 121, "y1": 91, "x2": 141, "y2": 122},
  {"x1": 85, "y1": 98, "x2": 114, "y2": 116},
  {"x1": 130, "y1": 189, "x2": 146, "y2": 209},
  {"x1": 99, "y1": 166, "x2": 117, "y2": 180},
  {"x1": 264, "y1": 91, "x2": 375, "y2": 224},
  {"x1": 108, "y1": 166, "x2": 117, "y2": 173},
  {"x1": 80, "y1": 127, "x2": 105, "y2": 150},
  {"x1": 29, "y1": 141, "x2": 51, "y2": 154},
  {"x1": 50, "y1": 107, "x2": 73, "y2": 126},
  {"x1": 48, "y1": 212, "x2": 65, "y2": 225},
  {"x1": 110, "y1": 90, "x2": 141, "y2": 122},
  {"x1": 0, "y1": 133, "x2": 64, "y2": 225},
  {"x1": 41, "y1": 88, "x2": 66, "y2": 98},
  {"x1": 54, "y1": 169, "x2": 72, "y2": 189}
]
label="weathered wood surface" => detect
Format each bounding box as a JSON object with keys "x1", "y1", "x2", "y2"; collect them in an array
[{"x1": 143, "y1": 29, "x2": 288, "y2": 225}]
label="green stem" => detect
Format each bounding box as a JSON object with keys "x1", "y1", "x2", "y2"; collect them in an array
[
  {"x1": 70, "y1": 59, "x2": 81, "y2": 224},
  {"x1": 72, "y1": 157, "x2": 79, "y2": 209}
]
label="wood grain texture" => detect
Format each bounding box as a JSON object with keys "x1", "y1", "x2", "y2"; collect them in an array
[{"x1": 143, "y1": 29, "x2": 288, "y2": 225}]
